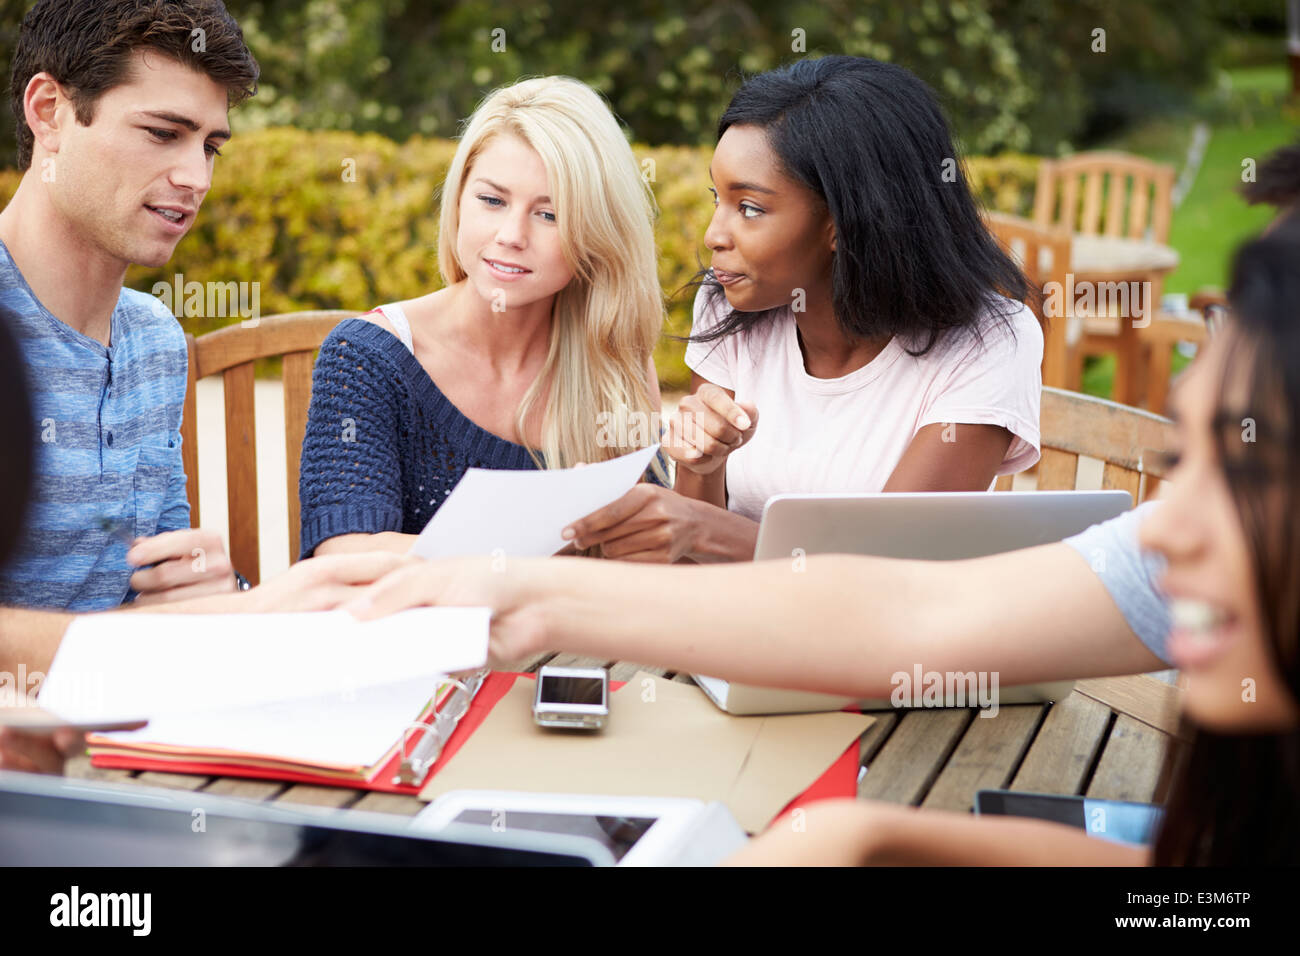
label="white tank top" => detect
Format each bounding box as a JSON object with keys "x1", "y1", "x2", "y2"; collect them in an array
[{"x1": 374, "y1": 302, "x2": 415, "y2": 354}]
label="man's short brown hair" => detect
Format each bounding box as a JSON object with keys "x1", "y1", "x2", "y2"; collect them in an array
[{"x1": 9, "y1": 0, "x2": 259, "y2": 169}]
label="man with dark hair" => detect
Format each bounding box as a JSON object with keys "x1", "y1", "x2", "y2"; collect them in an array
[
  {"x1": 0, "y1": 2, "x2": 444, "y2": 777},
  {"x1": 0, "y1": 304, "x2": 403, "y2": 771},
  {"x1": 0, "y1": 0, "x2": 258, "y2": 612}
]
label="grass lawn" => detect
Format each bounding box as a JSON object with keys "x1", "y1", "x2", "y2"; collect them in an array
[
  {"x1": 1163, "y1": 118, "x2": 1294, "y2": 297},
  {"x1": 1081, "y1": 65, "x2": 1297, "y2": 400}
]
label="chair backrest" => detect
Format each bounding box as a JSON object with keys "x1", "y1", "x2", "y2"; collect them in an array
[
  {"x1": 994, "y1": 386, "x2": 1176, "y2": 505},
  {"x1": 1033, "y1": 151, "x2": 1175, "y2": 244},
  {"x1": 181, "y1": 310, "x2": 360, "y2": 585},
  {"x1": 983, "y1": 211, "x2": 1071, "y2": 389}
]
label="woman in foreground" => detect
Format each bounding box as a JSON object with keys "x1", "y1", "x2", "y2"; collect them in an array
[{"x1": 727, "y1": 221, "x2": 1299, "y2": 865}]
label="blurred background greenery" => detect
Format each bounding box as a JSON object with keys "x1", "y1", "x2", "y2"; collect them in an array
[{"x1": 0, "y1": 0, "x2": 1295, "y2": 393}]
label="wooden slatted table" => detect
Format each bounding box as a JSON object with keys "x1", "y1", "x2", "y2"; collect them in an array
[{"x1": 62, "y1": 659, "x2": 1180, "y2": 823}]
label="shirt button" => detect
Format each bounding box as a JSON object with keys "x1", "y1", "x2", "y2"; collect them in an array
[{"x1": 106, "y1": 432, "x2": 114, "y2": 446}]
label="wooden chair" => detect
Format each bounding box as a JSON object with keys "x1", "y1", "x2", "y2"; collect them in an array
[
  {"x1": 994, "y1": 386, "x2": 1177, "y2": 505},
  {"x1": 180, "y1": 310, "x2": 361, "y2": 585},
  {"x1": 1032, "y1": 150, "x2": 1175, "y2": 243},
  {"x1": 1140, "y1": 289, "x2": 1223, "y2": 404},
  {"x1": 983, "y1": 212, "x2": 1071, "y2": 389},
  {"x1": 1140, "y1": 312, "x2": 1209, "y2": 413},
  {"x1": 1033, "y1": 151, "x2": 1183, "y2": 409}
]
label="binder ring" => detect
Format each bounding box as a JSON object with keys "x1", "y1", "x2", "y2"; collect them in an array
[
  {"x1": 394, "y1": 720, "x2": 446, "y2": 786},
  {"x1": 435, "y1": 678, "x2": 471, "y2": 725},
  {"x1": 393, "y1": 670, "x2": 489, "y2": 787},
  {"x1": 400, "y1": 720, "x2": 442, "y2": 763}
]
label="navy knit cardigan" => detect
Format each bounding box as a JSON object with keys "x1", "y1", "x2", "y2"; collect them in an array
[{"x1": 298, "y1": 318, "x2": 664, "y2": 558}]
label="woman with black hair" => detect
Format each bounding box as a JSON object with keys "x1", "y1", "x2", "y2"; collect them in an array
[
  {"x1": 564, "y1": 56, "x2": 1042, "y2": 562},
  {"x1": 724, "y1": 219, "x2": 1300, "y2": 864}
]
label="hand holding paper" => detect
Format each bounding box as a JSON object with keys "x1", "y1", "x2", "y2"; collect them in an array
[{"x1": 409, "y1": 445, "x2": 660, "y2": 559}]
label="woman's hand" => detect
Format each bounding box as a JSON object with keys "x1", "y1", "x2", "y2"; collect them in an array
[
  {"x1": 0, "y1": 726, "x2": 85, "y2": 775},
  {"x1": 344, "y1": 556, "x2": 551, "y2": 666},
  {"x1": 722, "y1": 799, "x2": 895, "y2": 866},
  {"x1": 241, "y1": 552, "x2": 412, "y2": 613},
  {"x1": 724, "y1": 796, "x2": 1151, "y2": 866},
  {"x1": 665, "y1": 384, "x2": 758, "y2": 477},
  {"x1": 562, "y1": 484, "x2": 704, "y2": 563}
]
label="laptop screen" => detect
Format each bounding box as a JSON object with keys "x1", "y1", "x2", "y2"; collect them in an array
[
  {"x1": 0, "y1": 773, "x2": 597, "y2": 867},
  {"x1": 754, "y1": 491, "x2": 1132, "y2": 562}
]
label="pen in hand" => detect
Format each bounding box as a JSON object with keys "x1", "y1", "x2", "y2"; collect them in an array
[{"x1": 97, "y1": 517, "x2": 155, "y2": 569}]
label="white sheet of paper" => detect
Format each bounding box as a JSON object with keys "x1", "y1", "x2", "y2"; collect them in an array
[
  {"x1": 409, "y1": 444, "x2": 660, "y2": 559},
  {"x1": 100, "y1": 676, "x2": 439, "y2": 768},
  {"x1": 38, "y1": 607, "x2": 490, "y2": 724}
]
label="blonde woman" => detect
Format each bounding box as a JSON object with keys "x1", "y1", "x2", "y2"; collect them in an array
[{"x1": 298, "y1": 77, "x2": 667, "y2": 558}]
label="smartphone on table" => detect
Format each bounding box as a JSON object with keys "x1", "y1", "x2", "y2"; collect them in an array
[
  {"x1": 533, "y1": 665, "x2": 609, "y2": 730},
  {"x1": 975, "y1": 789, "x2": 1163, "y2": 846}
]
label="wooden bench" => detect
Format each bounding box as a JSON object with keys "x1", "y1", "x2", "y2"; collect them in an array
[{"x1": 996, "y1": 386, "x2": 1177, "y2": 504}]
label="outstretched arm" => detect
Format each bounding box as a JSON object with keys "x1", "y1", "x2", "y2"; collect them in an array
[
  {"x1": 723, "y1": 799, "x2": 1150, "y2": 866},
  {"x1": 350, "y1": 540, "x2": 1166, "y2": 692}
]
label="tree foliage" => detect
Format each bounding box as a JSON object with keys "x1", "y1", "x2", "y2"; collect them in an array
[
  {"x1": 0, "y1": 127, "x2": 1041, "y2": 388},
  {"x1": 0, "y1": 0, "x2": 1240, "y2": 165}
]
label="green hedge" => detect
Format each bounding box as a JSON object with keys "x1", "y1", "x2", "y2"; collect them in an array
[{"x1": 0, "y1": 127, "x2": 1039, "y2": 390}]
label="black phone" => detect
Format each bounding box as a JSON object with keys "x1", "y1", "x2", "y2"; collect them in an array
[{"x1": 974, "y1": 789, "x2": 1162, "y2": 846}]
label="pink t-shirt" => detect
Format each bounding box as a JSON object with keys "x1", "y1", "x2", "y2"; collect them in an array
[{"x1": 683, "y1": 287, "x2": 1043, "y2": 521}]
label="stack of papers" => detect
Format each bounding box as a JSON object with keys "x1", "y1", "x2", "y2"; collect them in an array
[{"x1": 38, "y1": 608, "x2": 490, "y2": 775}]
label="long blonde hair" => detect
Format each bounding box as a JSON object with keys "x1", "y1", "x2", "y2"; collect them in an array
[{"x1": 438, "y1": 76, "x2": 666, "y2": 475}]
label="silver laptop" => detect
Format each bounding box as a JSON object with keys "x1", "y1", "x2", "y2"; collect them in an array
[{"x1": 696, "y1": 490, "x2": 1132, "y2": 715}]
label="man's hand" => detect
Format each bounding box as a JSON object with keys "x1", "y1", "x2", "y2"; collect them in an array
[
  {"x1": 127, "y1": 552, "x2": 414, "y2": 616},
  {"x1": 0, "y1": 726, "x2": 84, "y2": 775},
  {"x1": 128, "y1": 528, "x2": 236, "y2": 605}
]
